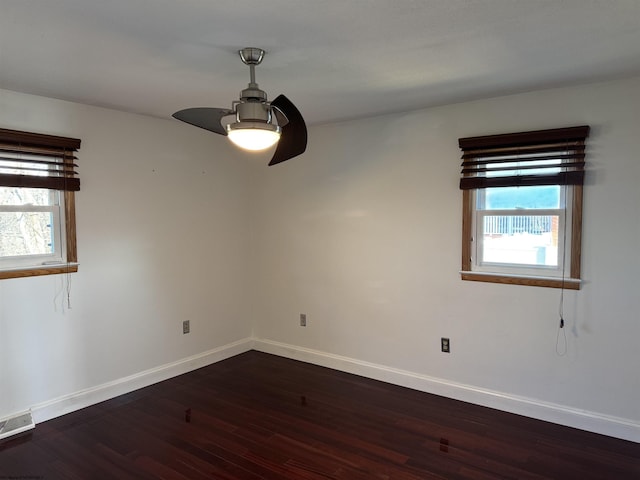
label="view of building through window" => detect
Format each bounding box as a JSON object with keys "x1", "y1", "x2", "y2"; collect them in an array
[{"x1": 476, "y1": 185, "x2": 563, "y2": 269}]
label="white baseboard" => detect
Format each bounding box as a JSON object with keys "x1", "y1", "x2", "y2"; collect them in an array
[
  {"x1": 254, "y1": 338, "x2": 640, "y2": 443},
  {"x1": 25, "y1": 337, "x2": 640, "y2": 443},
  {"x1": 31, "y1": 337, "x2": 254, "y2": 424}
]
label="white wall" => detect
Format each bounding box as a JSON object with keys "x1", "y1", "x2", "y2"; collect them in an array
[
  {"x1": 253, "y1": 77, "x2": 640, "y2": 441},
  {"x1": 1, "y1": 77, "x2": 639, "y2": 442},
  {"x1": 0, "y1": 89, "x2": 258, "y2": 421}
]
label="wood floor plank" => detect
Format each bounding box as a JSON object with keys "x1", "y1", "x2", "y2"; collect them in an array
[{"x1": 1, "y1": 351, "x2": 639, "y2": 479}]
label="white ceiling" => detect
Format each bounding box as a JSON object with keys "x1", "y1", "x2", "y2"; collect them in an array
[{"x1": 2, "y1": 1, "x2": 640, "y2": 126}]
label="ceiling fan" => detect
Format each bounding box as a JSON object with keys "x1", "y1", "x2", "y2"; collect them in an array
[{"x1": 173, "y1": 47, "x2": 307, "y2": 166}]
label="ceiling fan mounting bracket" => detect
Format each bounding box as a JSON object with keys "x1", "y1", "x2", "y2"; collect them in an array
[{"x1": 238, "y1": 47, "x2": 265, "y2": 66}]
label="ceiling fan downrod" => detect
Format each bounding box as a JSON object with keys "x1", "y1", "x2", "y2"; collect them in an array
[{"x1": 235, "y1": 48, "x2": 270, "y2": 123}]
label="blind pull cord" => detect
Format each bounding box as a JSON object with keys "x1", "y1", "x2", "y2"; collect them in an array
[{"x1": 556, "y1": 145, "x2": 569, "y2": 356}]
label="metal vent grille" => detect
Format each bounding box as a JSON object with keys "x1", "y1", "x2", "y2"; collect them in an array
[{"x1": 0, "y1": 410, "x2": 35, "y2": 440}]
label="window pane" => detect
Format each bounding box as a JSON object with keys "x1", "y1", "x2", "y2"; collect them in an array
[
  {"x1": 0, "y1": 187, "x2": 55, "y2": 206},
  {"x1": 483, "y1": 185, "x2": 560, "y2": 210},
  {"x1": 0, "y1": 211, "x2": 55, "y2": 256},
  {"x1": 480, "y1": 214, "x2": 559, "y2": 267}
]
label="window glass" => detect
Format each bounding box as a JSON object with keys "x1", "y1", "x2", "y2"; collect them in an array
[
  {"x1": 482, "y1": 185, "x2": 561, "y2": 210},
  {"x1": 0, "y1": 212, "x2": 55, "y2": 257},
  {"x1": 0, "y1": 186, "x2": 53, "y2": 206},
  {"x1": 0, "y1": 187, "x2": 62, "y2": 265},
  {"x1": 475, "y1": 186, "x2": 566, "y2": 272}
]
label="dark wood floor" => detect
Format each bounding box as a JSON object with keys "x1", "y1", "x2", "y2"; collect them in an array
[{"x1": 1, "y1": 351, "x2": 639, "y2": 479}]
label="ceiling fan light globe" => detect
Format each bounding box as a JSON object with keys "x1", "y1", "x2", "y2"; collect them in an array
[{"x1": 226, "y1": 122, "x2": 281, "y2": 151}]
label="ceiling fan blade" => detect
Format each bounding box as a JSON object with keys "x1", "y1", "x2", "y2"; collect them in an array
[
  {"x1": 269, "y1": 95, "x2": 307, "y2": 166},
  {"x1": 172, "y1": 107, "x2": 234, "y2": 136}
]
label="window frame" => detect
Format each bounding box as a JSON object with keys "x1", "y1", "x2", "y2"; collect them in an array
[
  {"x1": 0, "y1": 129, "x2": 80, "y2": 280},
  {"x1": 459, "y1": 126, "x2": 587, "y2": 289}
]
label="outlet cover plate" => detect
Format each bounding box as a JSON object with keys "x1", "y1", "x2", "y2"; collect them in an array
[
  {"x1": 441, "y1": 337, "x2": 450, "y2": 353},
  {"x1": 183, "y1": 320, "x2": 190, "y2": 334}
]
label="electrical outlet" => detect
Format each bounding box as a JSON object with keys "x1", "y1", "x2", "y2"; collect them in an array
[
  {"x1": 183, "y1": 320, "x2": 190, "y2": 334},
  {"x1": 300, "y1": 313, "x2": 307, "y2": 327},
  {"x1": 441, "y1": 337, "x2": 450, "y2": 353}
]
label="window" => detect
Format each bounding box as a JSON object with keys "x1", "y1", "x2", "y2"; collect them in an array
[
  {"x1": 458, "y1": 126, "x2": 589, "y2": 289},
  {"x1": 0, "y1": 128, "x2": 80, "y2": 280}
]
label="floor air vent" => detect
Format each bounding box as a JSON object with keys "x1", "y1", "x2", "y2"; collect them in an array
[{"x1": 0, "y1": 410, "x2": 35, "y2": 441}]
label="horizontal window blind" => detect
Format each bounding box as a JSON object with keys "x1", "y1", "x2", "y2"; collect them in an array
[
  {"x1": 459, "y1": 126, "x2": 589, "y2": 190},
  {"x1": 0, "y1": 128, "x2": 81, "y2": 191}
]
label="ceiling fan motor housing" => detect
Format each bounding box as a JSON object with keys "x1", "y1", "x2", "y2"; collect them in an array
[{"x1": 238, "y1": 100, "x2": 270, "y2": 122}]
